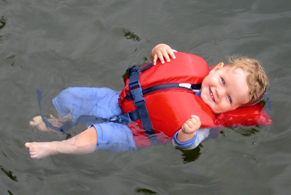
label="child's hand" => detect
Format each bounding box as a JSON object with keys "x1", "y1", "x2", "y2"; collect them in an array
[
  {"x1": 176, "y1": 115, "x2": 201, "y2": 143},
  {"x1": 181, "y1": 115, "x2": 201, "y2": 134},
  {"x1": 151, "y1": 43, "x2": 177, "y2": 65}
]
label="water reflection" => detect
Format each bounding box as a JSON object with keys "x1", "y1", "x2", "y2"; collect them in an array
[
  {"x1": 0, "y1": 16, "x2": 6, "y2": 43},
  {"x1": 179, "y1": 128, "x2": 221, "y2": 163},
  {"x1": 135, "y1": 188, "x2": 157, "y2": 194},
  {"x1": 8, "y1": 190, "x2": 13, "y2": 195},
  {"x1": 124, "y1": 30, "x2": 141, "y2": 42},
  {"x1": 0, "y1": 16, "x2": 6, "y2": 30},
  {"x1": 227, "y1": 126, "x2": 260, "y2": 136},
  {"x1": 178, "y1": 125, "x2": 262, "y2": 163},
  {"x1": 6, "y1": 54, "x2": 16, "y2": 67},
  {"x1": 0, "y1": 165, "x2": 18, "y2": 182},
  {"x1": 179, "y1": 145, "x2": 202, "y2": 164}
]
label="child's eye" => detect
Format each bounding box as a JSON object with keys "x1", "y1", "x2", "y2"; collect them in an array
[
  {"x1": 228, "y1": 96, "x2": 232, "y2": 103},
  {"x1": 221, "y1": 78, "x2": 231, "y2": 102},
  {"x1": 221, "y1": 78, "x2": 225, "y2": 85}
]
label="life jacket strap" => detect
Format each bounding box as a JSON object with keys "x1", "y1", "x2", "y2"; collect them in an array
[
  {"x1": 127, "y1": 64, "x2": 158, "y2": 145},
  {"x1": 125, "y1": 83, "x2": 201, "y2": 100}
]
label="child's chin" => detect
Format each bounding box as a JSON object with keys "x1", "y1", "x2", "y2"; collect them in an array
[
  {"x1": 201, "y1": 94, "x2": 211, "y2": 106},
  {"x1": 201, "y1": 97, "x2": 215, "y2": 112},
  {"x1": 209, "y1": 106, "x2": 218, "y2": 114}
]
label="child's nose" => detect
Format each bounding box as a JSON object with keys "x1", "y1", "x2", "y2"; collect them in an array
[{"x1": 216, "y1": 87, "x2": 225, "y2": 100}]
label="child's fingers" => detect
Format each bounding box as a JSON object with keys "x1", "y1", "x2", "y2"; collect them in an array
[
  {"x1": 158, "y1": 51, "x2": 166, "y2": 64},
  {"x1": 152, "y1": 54, "x2": 158, "y2": 65},
  {"x1": 161, "y1": 50, "x2": 171, "y2": 63},
  {"x1": 152, "y1": 48, "x2": 176, "y2": 65},
  {"x1": 182, "y1": 123, "x2": 191, "y2": 132},
  {"x1": 161, "y1": 49, "x2": 176, "y2": 63},
  {"x1": 184, "y1": 118, "x2": 195, "y2": 129},
  {"x1": 182, "y1": 119, "x2": 198, "y2": 134},
  {"x1": 190, "y1": 115, "x2": 200, "y2": 121},
  {"x1": 182, "y1": 123, "x2": 191, "y2": 131},
  {"x1": 184, "y1": 121, "x2": 194, "y2": 130},
  {"x1": 167, "y1": 49, "x2": 176, "y2": 60},
  {"x1": 188, "y1": 115, "x2": 201, "y2": 127}
]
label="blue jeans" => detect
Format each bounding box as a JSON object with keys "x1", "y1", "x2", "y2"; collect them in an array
[{"x1": 52, "y1": 87, "x2": 137, "y2": 152}]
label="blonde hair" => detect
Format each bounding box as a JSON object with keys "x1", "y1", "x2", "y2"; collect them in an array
[{"x1": 227, "y1": 56, "x2": 269, "y2": 105}]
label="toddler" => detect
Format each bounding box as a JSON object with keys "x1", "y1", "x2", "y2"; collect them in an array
[{"x1": 25, "y1": 43, "x2": 269, "y2": 159}]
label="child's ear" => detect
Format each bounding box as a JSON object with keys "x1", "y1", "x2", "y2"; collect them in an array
[{"x1": 210, "y1": 62, "x2": 224, "y2": 73}]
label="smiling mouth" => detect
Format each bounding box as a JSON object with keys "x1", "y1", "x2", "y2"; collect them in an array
[{"x1": 209, "y1": 88, "x2": 215, "y2": 102}]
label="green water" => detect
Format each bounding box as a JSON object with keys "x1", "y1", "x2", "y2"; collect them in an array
[{"x1": 0, "y1": 0, "x2": 291, "y2": 194}]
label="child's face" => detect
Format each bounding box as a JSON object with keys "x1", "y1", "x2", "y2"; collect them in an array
[{"x1": 200, "y1": 63, "x2": 250, "y2": 113}]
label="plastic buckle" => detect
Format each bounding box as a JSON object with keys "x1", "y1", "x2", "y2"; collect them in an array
[
  {"x1": 131, "y1": 86, "x2": 145, "y2": 104},
  {"x1": 127, "y1": 65, "x2": 138, "y2": 74},
  {"x1": 119, "y1": 113, "x2": 133, "y2": 123},
  {"x1": 128, "y1": 72, "x2": 145, "y2": 104},
  {"x1": 128, "y1": 79, "x2": 140, "y2": 90},
  {"x1": 109, "y1": 113, "x2": 133, "y2": 124}
]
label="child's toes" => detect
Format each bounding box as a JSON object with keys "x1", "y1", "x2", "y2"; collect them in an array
[
  {"x1": 32, "y1": 116, "x2": 42, "y2": 123},
  {"x1": 29, "y1": 120, "x2": 37, "y2": 126}
]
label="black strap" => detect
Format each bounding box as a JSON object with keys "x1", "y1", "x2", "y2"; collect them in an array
[
  {"x1": 125, "y1": 83, "x2": 201, "y2": 100},
  {"x1": 127, "y1": 64, "x2": 158, "y2": 144}
]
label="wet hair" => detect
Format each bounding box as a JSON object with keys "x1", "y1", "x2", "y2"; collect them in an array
[{"x1": 227, "y1": 56, "x2": 269, "y2": 105}]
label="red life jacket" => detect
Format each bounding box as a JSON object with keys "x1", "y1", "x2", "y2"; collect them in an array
[{"x1": 118, "y1": 52, "x2": 272, "y2": 149}]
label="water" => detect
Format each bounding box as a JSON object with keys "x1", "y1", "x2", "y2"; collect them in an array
[{"x1": 0, "y1": 0, "x2": 291, "y2": 194}]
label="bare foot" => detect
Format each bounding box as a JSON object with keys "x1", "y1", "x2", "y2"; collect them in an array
[
  {"x1": 25, "y1": 142, "x2": 57, "y2": 159},
  {"x1": 29, "y1": 115, "x2": 61, "y2": 132}
]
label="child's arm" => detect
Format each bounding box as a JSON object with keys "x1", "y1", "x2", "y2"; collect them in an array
[
  {"x1": 172, "y1": 115, "x2": 202, "y2": 149},
  {"x1": 151, "y1": 43, "x2": 177, "y2": 65},
  {"x1": 177, "y1": 115, "x2": 201, "y2": 143}
]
